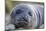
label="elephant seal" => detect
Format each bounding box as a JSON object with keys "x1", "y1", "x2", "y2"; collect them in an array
[{"x1": 10, "y1": 3, "x2": 44, "y2": 29}]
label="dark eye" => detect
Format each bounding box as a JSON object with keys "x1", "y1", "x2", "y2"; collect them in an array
[
  {"x1": 28, "y1": 12, "x2": 32, "y2": 16},
  {"x1": 16, "y1": 9, "x2": 23, "y2": 14}
]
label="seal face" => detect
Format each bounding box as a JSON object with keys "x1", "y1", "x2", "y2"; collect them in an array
[
  {"x1": 10, "y1": 4, "x2": 44, "y2": 29},
  {"x1": 11, "y1": 4, "x2": 33, "y2": 28}
]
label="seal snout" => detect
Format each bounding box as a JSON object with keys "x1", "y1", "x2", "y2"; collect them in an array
[
  {"x1": 15, "y1": 21, "x2": 28, "y2": 28},
  {"x1": 15, "y1": 17, "x2": 28, "y2": 28}
]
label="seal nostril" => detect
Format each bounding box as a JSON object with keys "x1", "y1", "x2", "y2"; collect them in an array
[{"x1": 23, "y1": 17, "x2": 28, "y2": 22}]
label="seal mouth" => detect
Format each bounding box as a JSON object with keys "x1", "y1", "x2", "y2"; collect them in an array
[{"x1": 15, "y1": 21, "x2": 28, "y2": 28}]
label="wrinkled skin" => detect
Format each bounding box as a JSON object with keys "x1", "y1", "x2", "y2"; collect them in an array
[
  {"x1": 10, "y1": 4, "x2": 44, "y2": 29},
  {"x1": 5, "y1": 3, "x2": 44, "y2": 31},
  {"x1": 11, "y1": 4, "x2": 33, "y2": 29}
]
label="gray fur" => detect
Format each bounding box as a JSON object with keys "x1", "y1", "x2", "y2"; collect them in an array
[{"x1": 5, "y1": 3, "x2": 44, "y2": 31}]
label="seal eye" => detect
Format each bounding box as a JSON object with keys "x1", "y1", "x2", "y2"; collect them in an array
[
  {"x1": 16, "y1": 9, "x2": 23, "y2": 14},
  {"x1": 28, "y1": 12, "x2": 32, "y2": 16}
]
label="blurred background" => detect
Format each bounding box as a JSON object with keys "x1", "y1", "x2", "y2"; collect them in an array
[{"x1": 5, "y1": 0, "x2": 44, "y2": 14}]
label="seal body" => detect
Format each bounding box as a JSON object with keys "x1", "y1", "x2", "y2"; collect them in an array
[{"x1": 10, "y1": 4, "x2": 44, "y2": 29}]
